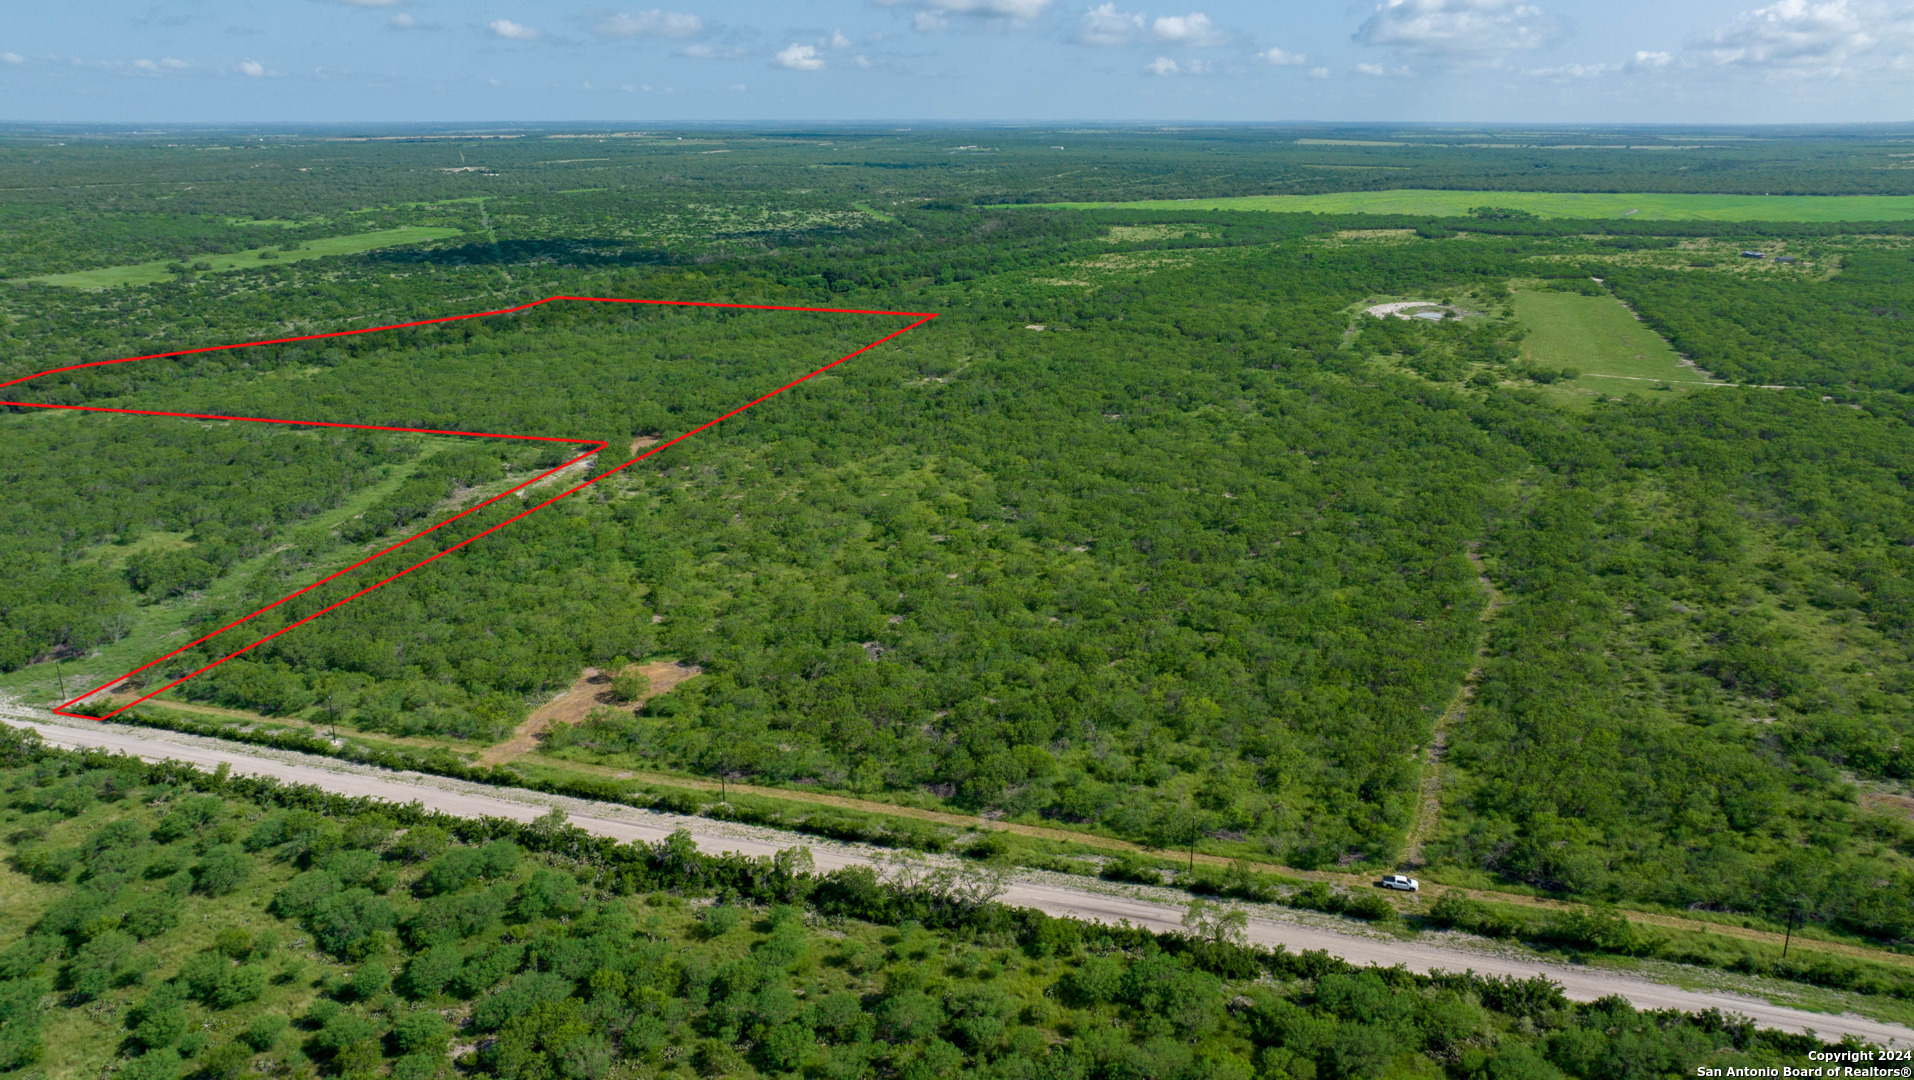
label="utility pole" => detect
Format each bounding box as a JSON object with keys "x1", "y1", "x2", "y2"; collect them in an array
[
  {"x1": 1782, "y1": 906, "x2": 1797, "y2": 959},
  {"x1": 55, "y1": 662, "x2": 65, "y2": 705}
]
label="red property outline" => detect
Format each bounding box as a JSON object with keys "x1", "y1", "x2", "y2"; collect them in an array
[{"x1": 1, "y1": 296, "x2": 937, "y2": 722}]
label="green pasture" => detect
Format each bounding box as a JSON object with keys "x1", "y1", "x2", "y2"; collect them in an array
[
  {"x1": 1029, "y1": 189, "x2": 1914, "y2": 222},
  {"x1": 1512, "y1": 288, "x2": 1714, "y2": 404},
  {"x1": 24, "y1": 226, "x2": 462, "y2": 289}
]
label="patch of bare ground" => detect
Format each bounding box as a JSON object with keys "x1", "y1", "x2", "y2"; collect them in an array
[
  {"x1": 1401, "y1": 544, "x2": 1507, "y2": 870},
  {"x1": 631, "y1": 435, "x2": 661, "y2": 455},
  {"x1": 476, "y1": 660, "x2": 700, "y2": 767},
  {"x1": 1864, "y1": 791, "x2": 1914, "y2": 820}
]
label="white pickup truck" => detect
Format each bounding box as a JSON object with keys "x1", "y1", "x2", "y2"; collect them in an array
[{"x1": 1379, "y1": 874, "x2": 1419, "y2": 892}]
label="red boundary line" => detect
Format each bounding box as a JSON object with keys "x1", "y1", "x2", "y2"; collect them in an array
[{"x1": 2, "y1": 295, "x2": 937, "y2": 722}]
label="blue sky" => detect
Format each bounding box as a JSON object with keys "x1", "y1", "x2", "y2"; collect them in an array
[{"x1": 2, "y1": 0, "x2": 1910, "y2": 124}]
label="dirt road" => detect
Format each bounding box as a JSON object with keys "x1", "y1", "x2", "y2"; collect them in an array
[{"x1": 2, "y1": 701, "x2": 1906, "y2": 1046}]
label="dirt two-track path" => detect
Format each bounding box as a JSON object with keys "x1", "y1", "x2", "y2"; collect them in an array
[
  {"x1": 1401, "y1": 544, "x2": 1507, "y2": 869},
  {"x1": 1, "y1": 703, "x2": 1907, "y2": 1045}
]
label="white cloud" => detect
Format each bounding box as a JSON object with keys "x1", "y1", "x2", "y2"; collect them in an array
[
  {"x1": 1143, "y1": 55, "x2": 1208, "y2": 74},
  {"x1": 129, "y1": 58, "x2": 191, "y2": 75},
  {"x1": 592, "y1": 10, "x2": 704, "y2": 39},
  {"x1": 1356, "y1": 60, "x2": 1414, "y2": 75},
  {"x1": 1309, "y1": 65, "x2": 1330, "y2": 77},
  {"x1": 1628, "y1": 49, "x2": 1672, "y2": 69},
  {"x1": 1355, "y1": 0, "x2": 1559, "y2": 59},
  {"x1": 1526, "y1": 61, "x2": 1609, "y2": 77},
  {"x1": 1077, "y1": 3, "x2": 1142, "y2": 46},
  {"x1": 388, "y1": 12, "x2": 419, "y2": 28},
  {"x1": 1691, "y1": 0, "x2": 1914, "y2": 76},
  {"x1": 776, "y1": 43, "x2": 825, "y2": 69},
  {"x1": 2, "y1": 52, "x2": 23, "y2": 64},
  {"x1": 878, "y1": 0, "x2": 1053, "y2": 30},
  {"x1": 239, "y1": 59, "x2": 265, "y2": 76},
  {"x1": 489, "y1": 18, "x2": 543, "y2": 41},
  {"x1": 1151, "y1": 13, "x2": 1226, "y2": 46},
  {"x1": 730, "y1": 82, "x2": 746, "y2": 90},
  {"x1": 1260, "y1": 46, "x2": 1308, "y2": 65},
  {"x1": 826, "y1": 30, "x2": 854, "y2": 49},
  {"x1": 680, "y1": 43, "x2": 745, "y2": 58}
]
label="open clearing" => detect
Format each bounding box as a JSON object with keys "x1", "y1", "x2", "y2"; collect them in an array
[
  {"x1": 24, "y1": 225, "x2": 463, "y2": 288},
  {"x1": 1513, "y1": 288, "x2": 1715, "y2": 403},
  {"x1": 475, "y1": 659, "x2": 702, "y2": 766},
  {"x1": 1028, "y1": 189, "x2": 1914, "y2": 222}
]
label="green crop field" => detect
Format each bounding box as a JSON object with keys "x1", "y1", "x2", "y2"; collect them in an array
[
  {"x1": 1027, "y1": 189, "x2": 1914, "y2": 222},
  {"x1": 24, "y1": 226, "x2": 463, "y2": 289},
  {"x1": 1511, "y1": 289, "x2": 1715, "y2": 403}
]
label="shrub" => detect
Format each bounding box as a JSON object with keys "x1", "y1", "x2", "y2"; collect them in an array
[
  {"x1": 390, "y1": 1011, "x2": 449, "y2": 1056},
  {"x1": 698, "y1": 904, "x2": 741, "y2": 940},
  {"x1": 1342, "y1": 893, "x2": 1397, "y2": 922},
  {"x1": 399, "y1": 945, "x2": 465, "y2": 999},
  {"x1": 391, "y1": 826, "x2": 449, "y2": 864},
  {"x1": 212, "y1": 928, "x2": 253, "y2": 960},
  {"x1": 62, "y1": 929, "x2": 142, "y2": 1000},
  {"x1": 1100, "y1": 854, "x2": 1162, "y2": 886},
  {"x1": 511, "y1": 870, "x2": 583, "y2": 922},
  {"x1": 190, "y1": 845, "x2": 254, "y2": 897},
  {"x1": 14, "y1": 847, "x2": 78, "y2": 884},
  {"x1": 119, "y1": 1048, "x2": 182, "y2": 1080},
  {"x1": 1428, "y1": 892, "x2": 1528, "y2": 939},
  {"x1": 1060, "y1": 955, "x2": 1124, "y2": 1006},
  {"x1": 874, "y1": 990, "x2": 944, "y2": 1043},
  {"x1": 348, "y1": 959, "x2": 393, "y2": 1001},
  {"x1": 609, "y1": 671, "x2": 651, "y2": 704},
  {"x1": 241, "y1": 1013, "x2": 287, "y2": 1052},
  {"x1": 179, "y1": 953, "x2": 266, "y2": 1010},
  {"x1": 0, "y1": 977, "x2": 47, "y2": 1069},
  {"x1": 198, "y1": 1041, "x2": 252, "y2": 1080},
  {"x1": 128, "y1": 990, "x2": 188, "y2": 1049}
]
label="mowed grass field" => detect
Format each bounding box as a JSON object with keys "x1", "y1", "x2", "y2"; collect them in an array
[
  {"x1": 26, "y1": 225, "x2": 463, "y2": 288},
  {"x1": 1512, "y1": 289, "x2": 1715, "y2": 405},
  {"x1": 1033, "y1": 189, "x2": 1914, "y2": 222}
]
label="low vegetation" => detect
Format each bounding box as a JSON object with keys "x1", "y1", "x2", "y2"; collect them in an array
[
  {"x1": 1030, "y1": 190, "x2": 1914, "y2": 222},
  {"x1": 0, "y1": 725, "x2": 1846, "y2": 1080},
  {"x1": 5, "y1": 129, "x2": 1914, "y2": 964}
]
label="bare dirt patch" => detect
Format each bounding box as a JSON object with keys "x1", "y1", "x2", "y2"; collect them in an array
[
  {"x1": 1365, "y1": 300, "x2": 1466, "y2": 320},
  {"x1": 476, "y1": 660, "x2": 700, "y2": 766},
  {"x1": 1102, "y1": 224, "x2": 1210, "y2": 243},
  {"x1": 631, "y1": 435, "x2": 661, "y2": 454},
  {"x1": 1864, "y1": 791, "x2": 1914, "y2": 820},
  {"x1": 1332, "y1": 229, "x2": 1418, "y2": 241}
]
